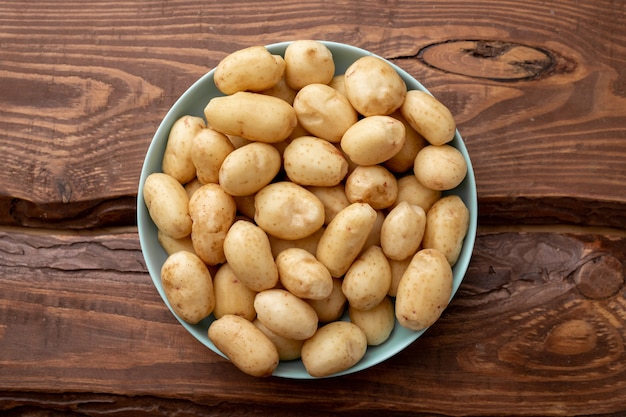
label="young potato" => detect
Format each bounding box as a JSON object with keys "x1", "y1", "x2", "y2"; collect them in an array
[
  {"x1": 162, "y1": 115, "x2": 206, "y2": 184},
  {"x1": 393, "y1": 174, "x2": 441, "y2": 212},
  {"x1": 208, "y1": 314, "x2": 279, "y2": 377},
  {"x1": 301, "y1": 321, "x2": 367, "y2": 377},
  {"x1": 276, "y1": 247, "x2": 333, "y2": 300},
  {"x1": 306, "y1": 278, "x2": 347, "y2": 323},
  {"x1": 204, "y1": 92, "x2": 297, "y2": 143},
  {"x1": 268, "y1": 226, "x2": 325, "y2": 258},
  {"x1": 401, "y1": 90, "x2": 456, "y2": 146},
  {"x1": 188, "y1": 183, "x2": 237, "y2": 265},
  {"x1": 214, "y1": 45, "x2": 285, "y2": 95},
  {"x1": 284, "y1": 40, "x2": 335, "y2": 90},
  {"x1": 422, "y1": 195, "x2": 470, "y2": 266},
  {"x1": 414, "y1": 144, "x2": 467, "y2": 191},
  {"x1": 191, "y1": 127, "x2": 235, "y2": 184},
  {"x1": 218, "y1": 142, "x2": 282, "y2": 196},
  {"x1": 395, "y1": 248, "x2": 453, "y2": 331},
  {"x1": 254, "y1": 289, "x2": 319, "y2": 340},
  {"x1": 292, "y1": 83, "x2": 358, "y2": 143},
  {"x1": 387, "y1": 257, "x2": 411, "y2": 297},
  {"x1": 161, "y1": 251, "x2": 215, "y2": 324},
  {"x1": 316, "y1": 202, "x2": 378, "y2": 277},
  {"x1": 307, "y1": 184, "x2": 350, "y2": 225},
  {"x1": 380, "y1": 202, "x2": 426, "y2": 261},
  {"x1": 384, "y1": 110, "x2": 428, "y2": 173},
  {"x1": 261, "y1": 76, "x2": 298, "y2": 105},
  {"x1": 341, "y1": 245, "x2": 391, "y2": 311},
  {"x1": 341, "y1": 115, "x2": 406, "y2": 166},
  {"x1": 360, "y1": 210, "x2": 385, "y2": 254},
  {"x1": 283, "y1": 136, "x2": 349, "y2": 187},
  {"x1": 345, "y1": 165, "x2": 398, "y2": 210},
  {"x1": 253, "y1": 319, "x2": 304, "y2": 361},
  {"x1": 143, "y1": 172, "x2": 192, "y2": 239},
  {"x1": 212, "y1": 263, "x2": 257, "y2": 321},
  {"x1": 349, "y1": 296, "x2": 395, "y2": 346},
  {"x1": 254, "y1": 181, "x2": 325, "y2": 240},
  {"x1": 184, "y1": 178, "x2": 203, "y2": 198},
  {"x1": 328, "y1": 74, "x2": 346, "y2": 96},
  {"x1": 344, "y1": 56, "x2": 407, "y2": 116},
  {"x1": 223, "y1": 220, "x2": 278, "y2": 292},
  {"x1": 157, "y1": 229, "x2": 195, "y2": 256}
]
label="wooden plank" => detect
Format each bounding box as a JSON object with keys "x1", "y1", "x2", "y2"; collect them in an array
[{"x1": 1, "y1": 227, "x2": 624, "y2": 416}]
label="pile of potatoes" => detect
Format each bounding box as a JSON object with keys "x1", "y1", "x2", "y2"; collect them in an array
[{"x1": 143, "y1": 40, "x2": 470, "y2": 378}]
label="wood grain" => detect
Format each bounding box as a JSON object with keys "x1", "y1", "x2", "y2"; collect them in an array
[
  {"x1": 1, "y1": 228, "x2": 624, "y2": 416},
  {"x1": 1, "y1": 0, "x2": 625, "y2": 228}
]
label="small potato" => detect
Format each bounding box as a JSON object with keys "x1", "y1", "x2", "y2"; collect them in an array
[
  {"x1": 188, "y1": 183, "x2": 237, "y2": 265},
  {"x1": 401, "y1": 90, "x2": 456, "y2": 145},
  {"x1": 204, "y1": 92, "x2": 297, "y2": 143},
  {"x1": 214, "y1": 46, "x2": 285, "y2": 95},
  {"x1": 219, "y1": 142, "x2": 282, "y2": 196},
  {"x1": 307, "y1": 184, "x2": 350, "y2": 225},
  {"x1": 414, "y1": 144, "x2": 467, "y2": 191},
  {"x1": 341, "y1": 245, "x2": 391, "y2": 311},
  {"x1": 380, "y1": 202, "x2": 426, "y2": 261},
  {"x1": 161, "y1": 251, "x2": 215, "y2": 324},
  {"x1": 316, "y1": 202, "x2": 378, "y2": 277},
  {"x1": 162, "y1": 115, "x2": 206, "y2": 184},
  {"x1": 344, "y1": 56, "x2": 407, "y2": 116},
  {"x1": 208, "y1": 314, "x2": 279, "y2": 377},
  {"x1": 394, "y1": 174, "x2": 441, "y2": 212},
  {"x1": 388, "y1": 257, "x2": 411, "y2": 297},
  {"x1": 283, "y1": 136, "x2": 349, "y2": 186},
  {"x1": 233, "y1": 194, "x2": 256, "y2": 219},
  {"x1": 192, "y1": 127, "x2": 235, "y2": 184},
  {"x1": 184, "y1": 178, "x2": 203, "y2": 198},
  {"x1": 284, "y1": 40, "x2": 335, "y2": 90},
  {"x1": 223, "y1": 220, "x2": 278, "y2": 292},
  {"x1": 306, "y1": 278, "x2": 347, "y2": 323},
  {"x1": 157, "y1": 229, "x2": 195, "y2": 255},
  {"x1": 349, "y1": 296, "x2": 395, "y2": 346},
  {"x1": 361, "y1": 210, "x2": 385, "y2": 254},
  {"x1": 422, "y1": 195, "x2": 470, "y2": 266},
  {"x1": 253, "y1": 319, "x2": 304, "y2": 361},
  {"x1": 341, "y1": 115, "x2": 406, "y2": 166},
  {"x1": 213, "y1": 263, "x2": 257, "y2": 321},
  {"x1": 254, "y1": 181, "x2": 325, "y2": 240},
  {"x1": 301, "y1": 321, "x2": 367, "y2": 377},
  {"x1": 143, "y1": 173, "x2": 192, "y2": 239},
  {"x1": 345, "y1": 165, "x2": 398, "y2": 210},
  {"x1": 276, "y1": 248, "x2": 333, "y2": 300},
  {"x1": 268, "y1": 226, "x2": 325, "y2": 258},
  {"x1": 384, "y1": 110, "x2": 428, "y2": 173},
  {"x1": 292, "y1": 83, "x2": 358, "y2": 143},
  {"x1": 395, "y1": 248, "x2": 453, "y2": 331},
  {"x1": 261, "y1": 76, "x2": 298, "y2": 105},
  {"x1": 254, "y1": 289, "x2": 319, "y2": 340},
  {"x1": 328, "y1": 74, "x2": 346, "y2": 96}
]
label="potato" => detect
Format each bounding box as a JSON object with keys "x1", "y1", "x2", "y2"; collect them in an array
[
  {"x1": 401, "y1": 90, "x2": 456, "y2": 145},
  {"x1": 253, "y1": 319, "x2": 304, "y2": 361},
  {"x1": 307, "y1": 184, "x2": 350, "y2": 225},
  {"x1": 184, "y1": 177, "x2": 203, "y2": 198},
  {"x1": 384, "y1": 110, "x2": 428, "y2": 173},
  {"x1": 344, "y1": 56, "x2": 407, "y2": 116},
  {"x1": 283, "y1": 136, "x2": 349, "y2": 186},
  {"x1": 214, "y1": 45, "x2": 285, "y2": 95},
  {"x1": 161, "y1": 251, "x2": 215, "y2": 324},
  {"x1": 388, "y1": 257, "x2": 411, "y2": 297},
  {"x1": 328, "y1": 74, "x2": 346, "y2": 96},
  {"x1": 268, "y1": 226, "x2": 325, "y2": 258},
  {"x1": 276, "y1": 248, "x2": 333, "y2": 300},
  {"x1": 301, "y1": 321, "x2": 367, "y2": 377},
  {"x1": 212, "y1": 263, "x2": 257, "y2": 321},
  {"x1": 219, "y1": 142, "x2": 281, "y2": 196},
  {"x1": 306, "y1": 278, "x2": 347, "y2": 323},
  {"x1": 208, "y1": 314, "x2": 279, "y2": 377},
  {"x1": 162, "y1": 115, "x2": 206, "y2": 184},
  {"x1": 143, "y1": 173, "x2": 192, "y2": 239},
  {"x1": 284, "y1": 40, "x2": 335, "y2": 90},
  {"x1": 393, "y1": 174, "x2": 441, "y2": 212},
  {"x1": 254, "y1": 181, "x2": 325, "y2": 240},
  {"x1": 341, "y1": 245, "x2": 391, "y2": 310},
  {"x1": 422, "y1": 195, "x2": 470, "y2": 266},
  {"x1": 254, "y1": 289, "x2": 319, "y2": 340},
  {"x1": 261, "y1": 76, "x2": 298, "y2": 105},
  {"x1": 204, "y1": 92, "x2": 297, "y2": 143},
  {"x1": 395, "y1": 248, "x2": 453, "y2": 331},
  {"x1": 157, "y1": 229, "x2": 195, "y2": 255},
  {"x1": 349, "y1": 296, "x2": 395, "y2": 346},
  {"x1": 345, "y1": 165, "x2": 398, "y2": 210},
  {"x1": 341, "y1": 115, "x2": 406, "y2": 166},
  {"x1": 223, "y1": 220, "x2": 278, "y2": 292},
  {"x1": 292, "y1": 83, "x2": 358, "y2": 143},
  {"x1": 316, "y1": 202, "x2": 378, "y2": 277},
  {"x1": 190, "y1": 128, "x2": 235, "y2": 184},
  {"x1": 380, "y1": 202, "x2": 426, "y2": 261},
  {"x1": 361, "y1": 210, "x2": 385, "y2": 254},
  {"x1": 188, "y1": 183, "x2": 237, "y2": 265},
  {"x1": 414, "y1": 144, "x2": 467, "y2": 191}
]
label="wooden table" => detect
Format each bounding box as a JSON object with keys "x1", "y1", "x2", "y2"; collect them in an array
[{"x1": 1, "y1": 0, "x2": 625, "y2": 415}]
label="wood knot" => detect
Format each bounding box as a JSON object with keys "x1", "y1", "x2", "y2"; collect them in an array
[
  {"x1": 574, "y1": 255, "x2": 624, "y2": 299},
  {"x1": 545, "y1": 319, "x2": 597, "y2": 355}
]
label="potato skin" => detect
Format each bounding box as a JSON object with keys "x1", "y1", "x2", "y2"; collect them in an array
[
  {"x1": 306, "y1": 278, "x2": 347, "y2": 323},
  {"x1": 143, "y1": 172, "x2": 192, "y2": 240},
  {"x1": 422, "y1": 195, "x2": 470, "y2": 266},
  {"x1": 219, "y1": 142, "x2": 281, "y2": 196},
  {"x1": 208, "y1": 314, "x2": 279, "y2": 377},
  {"x1": 401, "y1": 90, "x2": 456, "y2": 146},
  {"x1": 253, "y1": 319, "x2": 304, "y2": 361},
  {"x1": 414, "y1": 144, "x2": 467, "y2": 191},
  {"x1": 276, "y1": 247, "x2": 333, "y2": 300},
  {"x1": 380, "y1": 201, "x2": 426, "y2": 261},
  {"x1": 191, "y1": 127, "x2": 235, "y2": 184},
  {"x1": 214, "y1": 46, "x2": 285, "y2": 95},
  {"x1": 341, "y1": 245, "x2": 391, "y2": 311},
  {"x1": 345, "y1": 165, "x2": 398, "y2": 210},
  {"x1": 162, "y1": 115, "x2": 206, "y2": 184},
  {"x1": 212, "y1": 263, "x2": 257, "y2": 321},
  {"x1": 349, "y1": 296, "x2": 395, "y2": 346},
  {"x1": 284, "y1": 40, "x2": 335, "y2": 90},
  {"x1": 254, "y1": 289, "x2": 319, "y2": 340},
  {"x1": 283, "y1": 136, "x2": 348, "y2": 187},
  {"x1": 340, "y1": 115, "x2": 406, "y2": 166}
]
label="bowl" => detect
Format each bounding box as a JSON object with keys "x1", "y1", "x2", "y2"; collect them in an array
[{"x1": 137, "y1": 41, "x2": 478, "y2": 379}]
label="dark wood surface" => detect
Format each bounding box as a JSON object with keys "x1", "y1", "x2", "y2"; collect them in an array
[{"x1": 1, "y1": 0, "x2": 625, "y2": 415}]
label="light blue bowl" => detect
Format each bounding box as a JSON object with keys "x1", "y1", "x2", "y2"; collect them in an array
[{"x1": 137, "y1": 41, "x2": 478, "y2": 379}]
